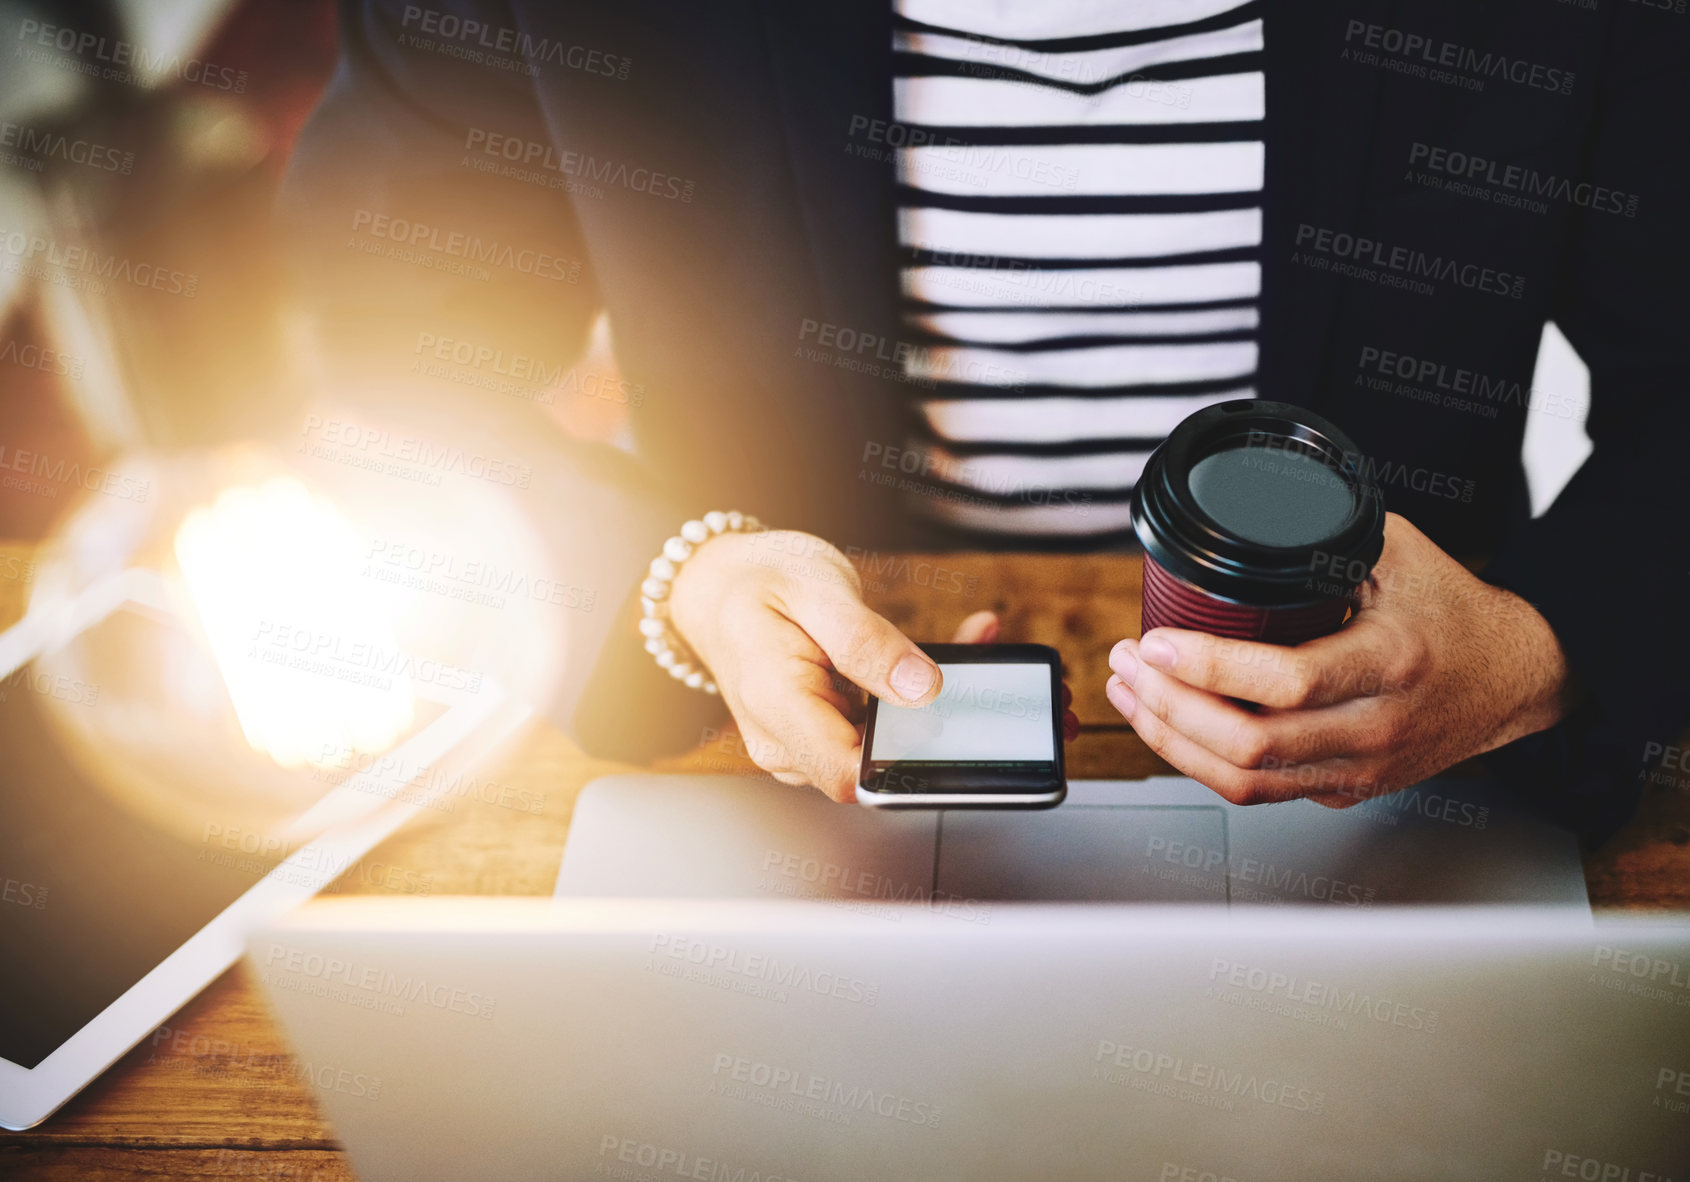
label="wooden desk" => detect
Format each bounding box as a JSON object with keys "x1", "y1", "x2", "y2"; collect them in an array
[{"x1": 3, "y1": 546, "x2": 1687, "y2": 1181}]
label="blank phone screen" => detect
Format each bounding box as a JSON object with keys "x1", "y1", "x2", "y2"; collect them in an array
[{"x1": 868, "y1": 663, "x2": 1054, "y2": 763}]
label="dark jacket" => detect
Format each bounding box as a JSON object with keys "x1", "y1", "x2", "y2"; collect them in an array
[{"x1": 283, "y1": 0, "x2": 1690, "y2": 842}]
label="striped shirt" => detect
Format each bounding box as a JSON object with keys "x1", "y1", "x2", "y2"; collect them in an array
[{"x1": 892, "y1": 0, "x2": 1265, "y2": 542}]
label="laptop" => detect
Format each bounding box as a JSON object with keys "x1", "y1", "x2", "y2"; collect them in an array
[
  {"x1": 552, "y1": 771, "x2": 1591, "y2": 908},
  {"x1": 248, "y1": 773, "x2": 1690, "y2": 1179}
]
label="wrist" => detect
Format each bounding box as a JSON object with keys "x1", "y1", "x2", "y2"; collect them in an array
[
  {"x1": 669, "y1": 530, "x2": 756, "y2": 657},
  {"x1": 1491, "y1": 585, "x2": 1578, "y2": 740},
  {"x1": 638, "y1": 511, "x2": 764, "y2": 694}
]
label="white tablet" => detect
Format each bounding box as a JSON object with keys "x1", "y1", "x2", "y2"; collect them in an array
[{"x1": 0, "y1": 569, "x2": 522, "y2": 1130}]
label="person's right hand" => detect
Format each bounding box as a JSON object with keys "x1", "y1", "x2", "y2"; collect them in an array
[{"x1": 667, "y1": 529, "x2": 996, "y2": 801}]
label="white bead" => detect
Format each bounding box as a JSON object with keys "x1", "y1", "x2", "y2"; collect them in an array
[
  {"x1": 725, "y1": 511, "x2": 744, "y2": 531},
  {"x1": 662, "y1": 536, "x2": 692, "y2": 563},
  {"x1": 649, "y1": 556, "x2": 676, "y2": 581},
  {"x1": 680, "y1": 519, "x2": 709, "y2": 544},
  {"x1": 644, "y1": 637, "x2": 663, "y2": 655},
  {"x1": 743, "y1": 516, "x2": 762, "y2": 531},
  {"x1": 668, "y1": 661, "x2": 693, "y2": 680},
  {"x1": 702, "y1": 680, "x2": 718, "y2": 695},
  {"x1": 640, "y1": 597, "x2": 668, "y2": 619},
  {"x1": 638, "y1": 617, "x2": 667, "y2": 639},
  {"x1": 703, "y1": 511, "x2": 728, "y2": 534},
  {"x1": 684, "y1": 670, "x2": 704, "y2": 689},
  {"x1": 655, "y1": 648, "x2": 678, "y2": 669},
  {"x1": 641, "y1": 577, "x2": 668, "y2": 600}
]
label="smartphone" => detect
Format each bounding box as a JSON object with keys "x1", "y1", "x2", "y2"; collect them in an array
[{"x1": 857, "y1": 643, "x2": 1066, "y2": 809}]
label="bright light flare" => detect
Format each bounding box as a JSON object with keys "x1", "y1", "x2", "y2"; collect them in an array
[{"x1": 172, "y1": 476, "x2": 413, "y2": 768}]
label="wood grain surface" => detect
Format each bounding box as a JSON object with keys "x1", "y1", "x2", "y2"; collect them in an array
[{"x1": 1, "y1": 543, "x2": 1684, "y2": 1180}]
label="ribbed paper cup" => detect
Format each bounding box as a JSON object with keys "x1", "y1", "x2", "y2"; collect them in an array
[{"x1": 1130, "y1": 401, "x2": 1385, "y2": 645}]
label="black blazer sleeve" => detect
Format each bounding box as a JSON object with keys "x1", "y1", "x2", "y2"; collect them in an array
[
  {"x1": 1479, "y1": 7, "x2": 1690, "y2": 842},
  {"x1": 280, "y1": 0, "x2": 725, "y2": 761}
]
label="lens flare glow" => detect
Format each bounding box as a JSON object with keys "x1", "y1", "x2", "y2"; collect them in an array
[{"x1": 172, "y1": 476, "x2": 414, "y2": 768}]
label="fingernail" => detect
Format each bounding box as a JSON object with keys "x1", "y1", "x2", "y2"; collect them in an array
[
  {"x1": 1113, "y1": 648, "x2": 1138, "y2": 686},
  {"x1": 891, "y1": 654, "x2": 937, "y2": 702},
  {"x1": 1109, "y1": 681, "x2": 1137, "y2": 716},
  {"x1": 1141, "y1": 636, "x2": 1177, "y2": 669}
]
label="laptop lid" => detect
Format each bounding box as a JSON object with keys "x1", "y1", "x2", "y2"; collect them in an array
[{"x1": 250, "y1": 897, "x2": 1690, "y2": 1181}]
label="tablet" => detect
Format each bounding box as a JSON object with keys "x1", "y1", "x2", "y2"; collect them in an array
[{"x1": 0, "y1": 569, "x2": 520, "y2": 1130}]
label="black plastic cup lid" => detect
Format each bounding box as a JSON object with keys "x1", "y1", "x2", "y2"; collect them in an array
[{"x1": 1129, "y1": 400, "x2": 1387, "y2": 608}]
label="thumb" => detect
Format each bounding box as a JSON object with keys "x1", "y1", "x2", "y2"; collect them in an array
[
  {"x1": 1355, "y1": 511, "x2": 1435, "y2": 612},
  {"x1": 791, "y1": 590, "x2": 943, "y2": 707},
  {"x1": 950, "y1": 610, "x2": 999, "y2": 644}
]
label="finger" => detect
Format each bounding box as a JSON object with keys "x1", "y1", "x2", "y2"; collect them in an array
[
  {"x1": 1109, "y1": 639, "x2": 1382, "y2": 769},
  {"x1": 1063, "y1": 711, "x2": 1080, "y2": 743},
  {"x1": 1101, "y1": 647, "x2": 1392, "y2": 804},
  {"x1": 743, "y1": 682, "x2": 867, "y2": 803},
  {"x1": 735, "y1": 720, "x2": 807, "y2": 786},
  {"x1": 1306, "y1": 775, "x2": 1395, "y2": 809},
  {"x1": 1105, "y1": 675, "x2": 1313, "y2": 805},
  {"x1": 726, "y1": 647, "x2": 865, "y2": 802},
  {"x1": 810, "y1": 673, "x2": 859, "y2": 719},
  {"x1": 1135, "y1": 617, "x2": 1410, "y2": 710},
  {"x1": 1353, "y1": 512, "x2": 1443, "y2": 612},
  {"x1": 787, "y1": 589, "x2": 943, "y2": 707},
  {"x1": 1062, "y1": 683, "x2": 1073, "y2": 710},
  {"x1": 950, "y1": 610, "x2": 999, "y2": 644}
]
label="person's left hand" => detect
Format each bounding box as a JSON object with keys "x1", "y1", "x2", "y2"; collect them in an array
[{"x1": 1105, "y1": 512, "x2": 1579, "y2": 807}]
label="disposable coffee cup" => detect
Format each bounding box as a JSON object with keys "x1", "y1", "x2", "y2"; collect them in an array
[{"x1": 1129, "y1": 400, "x2": 1386, "y2": 646}]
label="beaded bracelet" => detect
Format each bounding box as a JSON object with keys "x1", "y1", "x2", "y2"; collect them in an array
[{"x1": 637, "y1": 510, "x2": 764, "y2": 695}]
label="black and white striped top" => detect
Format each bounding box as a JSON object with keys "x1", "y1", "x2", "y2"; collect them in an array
[{"x1": 893, "y1": 0, "x2": 1265, "y2": 542}]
